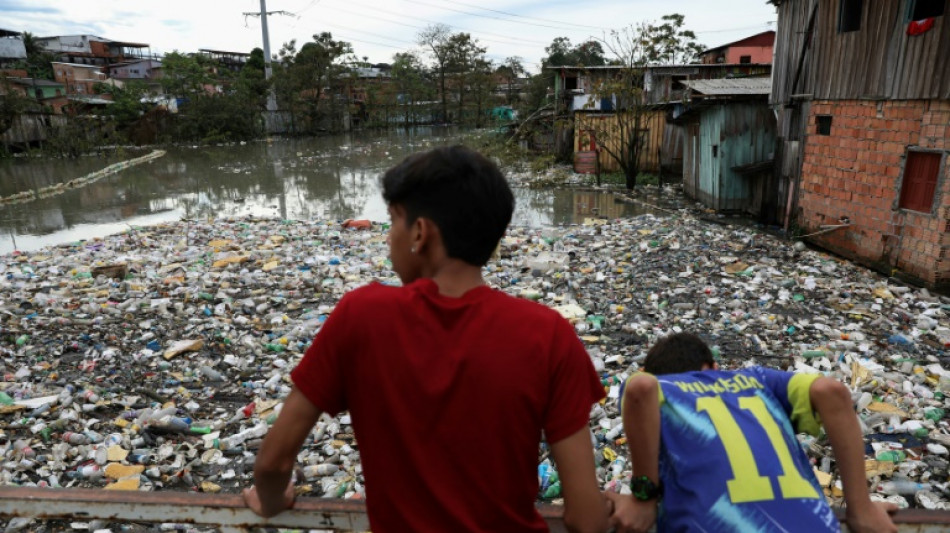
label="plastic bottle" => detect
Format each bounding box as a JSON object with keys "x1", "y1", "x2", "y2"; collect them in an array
[
  {"x1": 538, "y1": 460, "x2": 553, "y2": 491},
  {"x1": 160, "y1": 417, "x2": 191, "y2": 433},
  {"x1": 70, "y1": 465, "x2": 103, "y2": 479},
  {"x1": 62, "y1": 432, "x2": 89, "y2": 445},
  {"x1": 198, "y1": 366, "x2": 224, "y2": 381},
  {"x1": 925, "y1": 408, "x2": 945, "y2": 422},
  {"x1": 856, "y1": 391, "x2": 872, "y2": 411},
  {"x1": 29, "y1": 402, "x2": 52, "y2": 418},
  {"x1": 303, "y1": 463, "x2": 340, "y2": 478},
  {"x1": 879, "y1": 480, "x2": 932, "y2": 495},
  {"x1": 81, "y1": 390, "x2": 100, "y2": 403},
  {"x1": 876, "y1": 450, "x2": 906, "y2": 463},
  {"x1": 218, "y1": 423, "x2": 268, "y2": 450},
  {"x1": 0, "y1": 391, "x2": 13, "y2": 405},
  {"x1": 610, "y1": 456, "x2": 627, "y2": 479},
  {"x1": 228, "y1": 402, "x2": 256, "y2": 425},
  {"x1": 605, "y1": 423, "x2": 624, "y2": 441}
]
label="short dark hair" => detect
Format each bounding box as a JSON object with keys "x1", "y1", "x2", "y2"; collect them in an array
[
  {"x1": 644, "y1": 333, "x2": 714, "y2": 375},
  {"x1": 382, "y1": 145, "x2": 514, "y2": 266}
]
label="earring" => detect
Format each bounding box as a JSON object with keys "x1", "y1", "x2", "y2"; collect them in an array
[{"x1": 410, "y1": 246, "x2": 417, "y2": 254}]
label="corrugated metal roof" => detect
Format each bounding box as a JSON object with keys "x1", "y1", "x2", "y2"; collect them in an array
[{"x1": 683, "y1": 77, "x2": 772, "y2": 96}]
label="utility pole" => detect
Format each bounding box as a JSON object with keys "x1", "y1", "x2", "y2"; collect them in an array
[{"x1": 243, "y1": 1, "x2": 293, "y2": 113}]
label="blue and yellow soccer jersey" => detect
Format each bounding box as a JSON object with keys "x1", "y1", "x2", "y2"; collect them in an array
[{"x1": 621, "y1": 367, "x2": 840, "y2": 533}]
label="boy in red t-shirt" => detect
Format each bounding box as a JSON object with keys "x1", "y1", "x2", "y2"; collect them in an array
[{"x1": 244, "y1": 145, "x2": 610, "y2": 532}]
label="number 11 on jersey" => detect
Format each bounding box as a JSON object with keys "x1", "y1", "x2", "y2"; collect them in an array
[{"x1": 696, "y1": 395, "x2": 820, "y2": 504}]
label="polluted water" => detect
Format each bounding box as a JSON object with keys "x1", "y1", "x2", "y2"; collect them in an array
[{"x1": 1, "y1": 210, "x2": 950, "y2": 532}]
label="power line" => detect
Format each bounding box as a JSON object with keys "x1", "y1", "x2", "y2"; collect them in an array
[
  {"x1": 396, "y1": 0, "x2": 591, "y2": 32},
  {"x1": 319, "y1": 2, "x2": 550, "y2": 47},
  {"x1": 321, "y1": 21, "x2": 417, "y2": 46},
  {"x1": 437, "y1": 0, "x2": 607, "y2": 31}
]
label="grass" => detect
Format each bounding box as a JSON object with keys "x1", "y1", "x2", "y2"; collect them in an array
[{"x1": 590, "y1": 171, "x2": 660, "y2": 188}]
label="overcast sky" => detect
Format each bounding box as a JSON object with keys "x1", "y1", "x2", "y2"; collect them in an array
[{"x1": 1, "y1": 0, "x2": 777, "y2": 73}]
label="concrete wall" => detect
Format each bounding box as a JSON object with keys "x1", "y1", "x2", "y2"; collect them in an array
[
  {"x1": 0, "y1": 38, "x2": 26, "y2": 60},
  {"x1": 725, "y1": 46, "x2": 773, "y2": 64},
  {"x1": 798, "y1": 99, "x2": 950, "y2": 285}
]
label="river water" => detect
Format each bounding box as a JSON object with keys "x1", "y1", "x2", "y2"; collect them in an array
[{"x1": 0, "y1": 128, "x2": 649, "y2": 255}]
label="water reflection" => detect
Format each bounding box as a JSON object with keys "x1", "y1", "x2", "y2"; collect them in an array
[{"x1": 0, "y1": 128, "x2": 651, "y2": 254}]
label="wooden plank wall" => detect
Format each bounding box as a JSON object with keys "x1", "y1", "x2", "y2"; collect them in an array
[
  {"x1": 574, "y1": 111, "x2": 666, "y2": 174},
  {"x1": 771, "y1": 0, "x2": 820, "y2": 104},
  {"x1": 773, "y1": 0, "x2": 950, "y2": 101}
]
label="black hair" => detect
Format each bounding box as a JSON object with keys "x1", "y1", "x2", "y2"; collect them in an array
[
  {"x1": 644, "y1": 332, "x2": 714, "y2": 375},
  {"x1": 382, "y1": 145, "x2": 515, "y2": 266}
]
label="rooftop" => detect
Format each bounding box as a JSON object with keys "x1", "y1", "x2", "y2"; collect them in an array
[
  {"x1": 3, "y1": 77, "x2": 65, "y2": 87},
  {"x1": 701, "y1": 30, "x2": 776, "y2": 54}
]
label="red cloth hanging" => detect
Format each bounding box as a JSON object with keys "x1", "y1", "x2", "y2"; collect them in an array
[{"x1": 907, "y1": 17, "x2": 936, "y2": 36}]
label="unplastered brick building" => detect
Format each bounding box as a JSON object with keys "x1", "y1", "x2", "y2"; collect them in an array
[{"x1": 770, "y1": 0, "x2": 950, "y2": 287}]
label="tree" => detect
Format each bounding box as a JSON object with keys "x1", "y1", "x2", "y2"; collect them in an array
[
  {"x1": 495, "y1": 56, "x2": 524, "y2": 105},
  {"x1": 271, "y1": 33, "x2": 354, "y2": 133},
  {"x1": 11, "y1": 32, "x2": 57, "y2": 81},
  {"x1": 417, "y1": 23, "x2": 452, "y2": 123},
  {"x1": 159, "y1": 51, "x2": 263, "y2": 142},
  {"x1": 391, "y1": 51, "x2": 429, "y2": 128},
  {"x1": 587, "y1": 14, "x2": 704, "y2": 189},
  {"x1": 541, "y1": 37, "x2": 606, "y2": 68},
  {"x1": 542, "y1": 37, "x2": 573, "y2": 68},
  {"x1": 638, "y1": 14, "x2": 704, "y2": 65},
  {"x1": 0, "y1": 79, "x2": 32, "y2": 140},
  {"x1": 468, "y1": 58, "x2": 495, "y2": 127},
  {"x1": 160, "y1": 51, "x2": 215, "y2": 100},
  {"x1": 238, "y1": 47, "x2": 270, "y2": 110},
  {"x1": 573, "y1": 41, "x2": 607, "y2": 66},
  {"x1": 444, "y1": 32, "x2": 487, "y2": 124},
  {"x1": 97, "y1": 81, "x2": 149, "y2": 127}
]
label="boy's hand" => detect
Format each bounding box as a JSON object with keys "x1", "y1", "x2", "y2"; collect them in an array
[
  {"x1": 243, "y1": 481, "x2": 295, "y2": 518},
  {"x1": 845, "y1": 501, "x2": 898, "y2": 533},
  {"x1": 605, "y1": 492, "x2": 657, "y2": 533}
]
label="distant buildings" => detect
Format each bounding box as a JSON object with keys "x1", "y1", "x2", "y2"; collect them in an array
[
  {"x1": 34, "y1": 35, "x2": 152, "y2": 66},
  {"x1": 0, "y1": 29, "x2": 27, "y2": 68}
]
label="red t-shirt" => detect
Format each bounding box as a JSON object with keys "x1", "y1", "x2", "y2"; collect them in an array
[{"x1": 291, "y1": 278, "x2": 605, "y2": 532}]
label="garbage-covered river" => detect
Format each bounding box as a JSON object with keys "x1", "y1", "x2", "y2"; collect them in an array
[{"x1": 0, "y1": 128, "x2": 648, "y2": 255}]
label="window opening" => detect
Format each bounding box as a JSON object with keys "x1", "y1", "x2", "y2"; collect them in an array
[
  {"x1": 838, "y1": 0, "x2": 863, "y2": 32},
  {"x1": 908, "y1": 0, "x2": 944, "y2": 20},
  {"x1": 816, "y1": 115, "x2": 832, "y2": 135}
]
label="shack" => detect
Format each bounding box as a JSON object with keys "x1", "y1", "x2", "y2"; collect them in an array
[{"x1": 679, "y1": 78, "x2": 777, "y2": 217}]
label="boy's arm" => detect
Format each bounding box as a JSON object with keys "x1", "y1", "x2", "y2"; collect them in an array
[
  {"x1": 809, "y1": 377, "x2": 897, "y2": 533},
  {"x1": 550, "y1": 426, "x2": 610, "y2": 533},
  {"x1": 243, "y1": 387, "x2": 323, "y2": 517},
  {"x1": 609, "y1": 374, "x2": 662, "y2": 533}
]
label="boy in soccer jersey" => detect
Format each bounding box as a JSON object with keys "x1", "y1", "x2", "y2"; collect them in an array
[
  {"x1": 243, "y1": 146, "x2": 611, "y2": 533},
  {"x1": 608, "y1": 332, "x2": 897, "y2": 533}
]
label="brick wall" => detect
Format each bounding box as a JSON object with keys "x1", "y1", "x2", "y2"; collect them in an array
[{"x1": 798, "y1": 99, "x2": 950, "y2": 285}]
